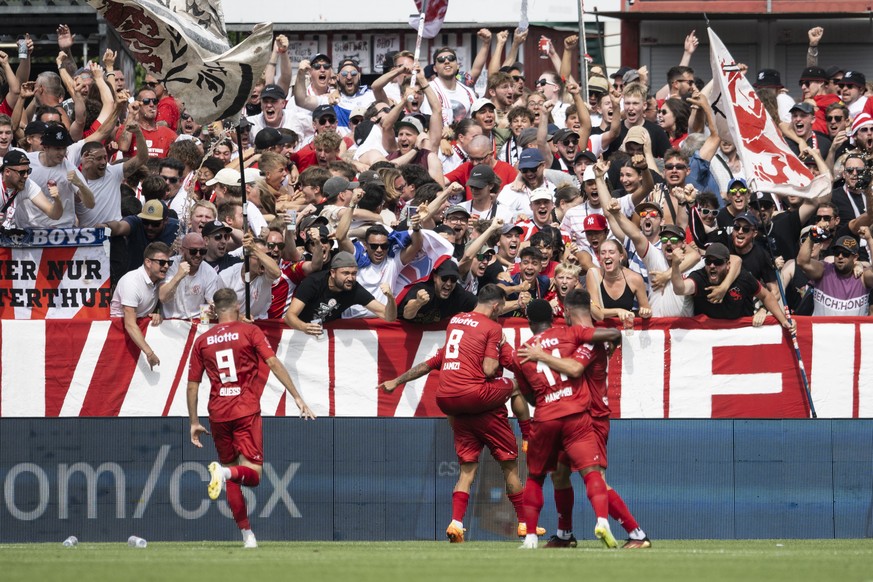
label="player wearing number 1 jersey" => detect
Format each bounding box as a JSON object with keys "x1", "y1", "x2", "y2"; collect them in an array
[
  {"x1": 512, "y1": 298, "x2": 622, "y2": 549},
  {"x1": 188, "y1": 288, "x2": 315, "y2": 548},
  {"x1": 378, "y1": 284, "x2": 535, "y2": 543},
  {"x1": 521, "y1": 289, "x2": 650, "y2": 549}
]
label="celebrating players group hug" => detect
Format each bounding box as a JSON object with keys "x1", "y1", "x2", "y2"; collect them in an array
[{"x1": 187, "y1": 284, "x2": 648, "y2": 549}]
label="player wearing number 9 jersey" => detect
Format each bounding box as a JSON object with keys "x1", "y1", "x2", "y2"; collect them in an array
[
  {"x1": 188, "y1": 288, "x2": 315, "y2": 549},
  {"x1": 377, "y1": 284, "x2": 536, "y2": 543}
]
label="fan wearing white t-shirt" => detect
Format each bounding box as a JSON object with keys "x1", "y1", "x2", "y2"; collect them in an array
[
  {"x1": 420, "y1": 47, "x2": 477, "y2": 126},
  {"x1": 76, "y1": 127, "x2": 149, "y2": 227},
  {"x1": 219, "y1": 237, "x2": 281, "y2": 320}
]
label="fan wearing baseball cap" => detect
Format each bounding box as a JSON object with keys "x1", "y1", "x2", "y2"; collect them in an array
[
  {"x1": 798, "y1": 233, "x2": 873, "y2": 316},
  {"x1": 246, "y1": 81, "x2": 310, "y2": 151},
  {"x1": 14, "y1": 126, "x2": 94, "y2": 229},
  {"x1": 445, "y1": 135, "x2": 519, "y2": 201},
  {"x1": 671, "y1": 242, "x2": 794, "y2": 331},
  {"x1": 0, "y1": 150, "x2": 62, "y2": 227},
  {"x1": 285, "y1": 250, "x2": 397, "y2": 335}
]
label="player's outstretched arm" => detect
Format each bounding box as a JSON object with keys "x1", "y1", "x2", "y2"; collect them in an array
[
  {"x1": 187, "y1": 380, "x2": 209, "y2": 447},
  {"x1": 517, "y1": 342, "x2": 585, "y2": 378},
  {"x1": 266, "y1": 356, "x2": 316, "y2": 419},
  {"x1": 377, "y1": 361, "x2": 434, "y2": 393}
]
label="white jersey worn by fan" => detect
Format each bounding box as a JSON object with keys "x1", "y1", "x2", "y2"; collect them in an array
[
  {"x1": 161, "y1": 256, "x2": 222, "y2": 319},
  {"x1": 14, "y1": 152, "x2": 86, "y2": 228},
  {"x1": 219, "y1": 263, "x2": 275, "y2": 320},
  {"x1": 342, "y1": 253, "x2": 405, "y2": 319},
  {"x1": 420, "y1": 78, "x2": 477, "y2": 126},
  {"x1": 76, "y1": 161, "x2": 125, "y2": 227}
]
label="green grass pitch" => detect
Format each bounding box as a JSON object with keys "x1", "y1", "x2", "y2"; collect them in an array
[{"x1": 2, "y1": 540, "x2": 873, "y2": 582}]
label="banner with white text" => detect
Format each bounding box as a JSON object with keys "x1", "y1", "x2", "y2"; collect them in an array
[{"x1": 0, "y1": 317, "x2": 869, "y2": 418}]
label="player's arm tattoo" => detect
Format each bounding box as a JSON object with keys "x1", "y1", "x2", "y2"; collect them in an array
[{"x1": 394, "y1": 361, "x2": 433, "y2": 386}]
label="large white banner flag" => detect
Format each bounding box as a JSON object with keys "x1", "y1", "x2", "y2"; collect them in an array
[
  {"x1": 706, "y1": 28, "x2": 831, "y2": 199},
  {"x1": 88, "y1": 0, "x2": 272, "y2": 124}
]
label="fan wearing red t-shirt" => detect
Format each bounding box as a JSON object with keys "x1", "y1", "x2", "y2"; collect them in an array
[
  {"x1": 519, "y1": 289, "x2": 650, "y2": 549},
  {"x1": 377, "y1": 284, "x2": 535, "y2": 543},
  {"x1": 188, "y1": 289, "x2": 315, "y2": 548}
]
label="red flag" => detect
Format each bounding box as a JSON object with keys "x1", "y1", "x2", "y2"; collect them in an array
[{"x1": 409, "y1": 0, "x2": 450, "y2": 39}]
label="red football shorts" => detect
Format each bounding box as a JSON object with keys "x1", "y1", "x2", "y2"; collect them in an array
[
  {"x1": 436, "y1": 378, "x2": 515, "y2": 416},
  {"x1": 450, "y1": 406, "x2": 519, "y2": 464},
  {"x1": 555, "y1": 415, "x2": 609, "y2": 471},
  {"x1": 527, "y1": 412, "x2": 600, "y2": 476},
  {"x1": 210, "y1": 413, "x2": 264, "y2": 465}
]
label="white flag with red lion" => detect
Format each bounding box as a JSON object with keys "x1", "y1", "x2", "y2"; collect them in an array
[{"x1": 707, "y1": 28, "x2": 831, "y2": 199}]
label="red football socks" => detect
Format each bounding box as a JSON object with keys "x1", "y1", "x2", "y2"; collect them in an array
[
  {"x1": 608, "y1": 488, "x2": 640, "y2": 533},
  {"x1": 226, "y1": 481, "x2": 250, "y2": 530},
  {"x1": 229, "y1": 466, "x2": 260, "y2": 487},
  {"x1": 554, "y1": 486, "x2": 574, "y2": 531},
  {"x1": 523, "y1": 476, "x2": 545, "y2": 532},
  {"x1": 583, "y1": 472, "x2": 608, "y2": 519},
  {"x1": 451, "y1": 491, "x2": 470, "y2": 522},
  {"x1": 507, "y1": 491, "x2": 526, "y2": 522}
]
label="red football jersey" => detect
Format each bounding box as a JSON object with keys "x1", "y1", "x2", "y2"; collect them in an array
[
  {"x1": 268, "y1": 260, "x2": 308, "y2": 319},
  {"x1": 575, "y1": 334, "x2": 610, "y2": 419},
  {"x1": 513, "y1": 326, "x2": 596, "y2": 421},
  {"x1": 427, "y1": 311, "x2": 502, "y2": 397},
  {"x1": 188, "y1": 320, "x2": 275, "y2": 422}
]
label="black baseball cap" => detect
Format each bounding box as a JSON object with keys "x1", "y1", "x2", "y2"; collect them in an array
[
  {"x1": 24, "y1": 121, "x2": 46, "y2": 136},
  {"x1": 753, "y1": 69, "x2": 783, "y2": 88},
  {"x1": 41, "y1": 125, "x2": 73, "y2": 147},
  {"x1": 312, "y1": 104, "x2": 336, "y2": 120},
  {"x1": 254, "y1": 127, "x2": 295, "y2": 149},
  {"x1": 842, "y1": 71, "x2": 867, "y2": 87},
  {"x1": 468, "y1": 164, "x2": 496, "y2": 189},
  {"x1": 573, "y1": 150, "x2": 597, "y2": 164},
  {"x1": 2, "y1": 150, "x2": 29, "y2": 167},
  {"x1": 832, "y1": 235, "x2": 859, "y2": 254},
  {"x1": 311, "y1": 53, "x2": 331, "y2": 66},
  {"x1": 799, "y1": 67, "x2": 828, "y2": 82},
  {"x1": 260, "y1": 83, "x2": 286, "y2": 100},
  {"x1": 201, "y1": 220, "x2": 232, "y2": 237},
  {"x1": 704, "y1": 243, "x2": 730, "y2": 262},
  {"x1": 434, "y1": 259, "x2": 460, "y2": 278}
]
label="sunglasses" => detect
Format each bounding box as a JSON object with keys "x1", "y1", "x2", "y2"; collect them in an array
[
  {"x1": 659, "y1": 236, "x2": 681, "y2": 244},
  {"x1": 317, "y1": 116, "x2": 337, "y2": 125},
  {"x1": 160, "y1": 175, "x2": 179, "y2": 184},
  {"x1": 181, "y1": 113, "x2": 192, "y2": 121},
  {"x1": 664, "y1": 163, "x2": 687, "y2": 171},
  {"x1": 799, "y1": 80, "x2": 813, "y2": 87},
  {"x1": 339, "y1": 70, "x2": 359, "y2": 78},
  {"x1": 468, "y1": 155, "x2": 490, "y2": 164},
  {"x1": 185, "y1": 248, "x2": 207, "y2": 256},
  {"x1": 639, "y1": 210, "x2": 660, "y2": 218},
  {"x1": 512, "y1": 75, "x2": 525, "y2": 82},
  {"x1": 142, "y1": 219, "x2": 163, "y2": 227},
  {"x1": 561, "y1": 137, "x2": 579, "y2": 147},
  {"x1": 728, "y1": 187, "x2": 748, "y2": 195},
  {"x1": 815, "y1": 214, "x2": 835, "y2": 221},
  {"x1": 836, "y1": 83, "x2": 855, "y2": 90},
  {"x1": 733, "y1": 225, "x2": 754, "y2": 233},
  {"x1": 266, "y1": 242, "x2": 286, "y2": 250},
  {"x1": 612, "y1": 82, "x2": 623, "y2": 89},
  {"x1": 520, "y1": 166, "x2": 541, "y2": 174},
  {"x1": 826, "y1": 115, "x2": 845, "y2": 122},
  {"x1": 476, "y1": 252, "x2": 494, "y2": 261},
  {"x1": 368, "y1": 243, "x2": 390, "y2": 251},
  {"x1": 350, "y1": 116, "x2": 363, "y2": 124},
  {"x1": 659, "y1": 109, "x2": 670, "y2": 115},
  {"x1": 436, "y1": 54, "x2": 457, "y2": 64},
  {"x1": 440, "y1": 275, "x2": 459, "y2": 283},
  {"x1": 750, "y1": 201, "x2": 775, "y2": 210},
  {"x1": 143, "y1": 81, "x2": 157, "y2": 87},
  {"x1": 141, "y1": 98, "x2": 158, "y2": 105},
  {"x1": 536, "y1": 79, "x2": 557, "y2": 88},
  {"x1": 8, "y1": 167, "x2": 31, "y2": 177},
  {"x1": 833, "y1": 249, "x2": 856, "y2": 258},
  {"x1": 845, "y1": 167, "x2": 865, "y2": 174},
  {"x1": 705, "y1": 258, "x2": 726, "y2": 266},
  {"x1": 699, "y1": 207, "x2": 718, "y2": 217},
  {"x1": 378, "y1": 107, "x2": 392, "y2": 115},
  {"x1": 311, "y1": 62, "x2": 330, "y2": 71},
  {"x1": 212, "y1": 233, "x2": 231, "y2": 241},
  {"x1": 147, "y1": 258, "x2": 170, "y2": 267}
]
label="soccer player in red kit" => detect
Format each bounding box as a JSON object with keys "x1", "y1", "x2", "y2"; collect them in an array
[
  {"x1": 513, "y1": 297, "x2": 622, "y2": 549},
  {"x1": 520, "y1": 289, "x2": 650, "y2": 549},
  {"x1": 188, "y1": 288, "x2": 316, "y2": 548},
  {"x1": 378, "y1": 284, "x2": 536, "y2": 543}
]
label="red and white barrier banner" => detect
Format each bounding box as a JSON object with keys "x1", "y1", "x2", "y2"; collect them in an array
[
  {"x1": 0, "y1": 228, "x2": 111, "y2": 319},
  {"x1": 0, "y1": 317, "x2": 870, "y2": 418}
]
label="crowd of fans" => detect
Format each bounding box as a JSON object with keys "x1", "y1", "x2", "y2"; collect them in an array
[{"x1": 1, "y1": 24, "x2": 871, "y2": 348}]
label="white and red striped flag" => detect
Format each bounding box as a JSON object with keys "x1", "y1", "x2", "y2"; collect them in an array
[
  {"x1": 88, "y1": 0, "x2": 272, "y2": 124},
  {"x1": 409, "y1": 0, "x2": 450, "y2": 39},
  {"x1": 706, "y1": 28, "x2": 831, "y2": 199}
]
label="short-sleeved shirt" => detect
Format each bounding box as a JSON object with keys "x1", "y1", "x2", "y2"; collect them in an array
[
  {"x1": 15, "y1": 152, "x2": 85, "y2": 228},
  {"x1": 426, "y1": 311, "x2": 502, "y2": 397},
  {"x1": 76, "y1": 162, "x2": 125, "y2": 227},
  {"x1": 219, "y1": 263, "x2": 276, "y2": 320},
  {"x1": 292, "y1": 269, "x2": 376, "y2": 323},
  {"x1": 688, "y1": 268, "x2": 761, "y2": 319},
  {"x1": 109, "y1": 265, "x2": 159, "y2": 317},
  {"x1": 188, "y1": 320, "x2": 275, "y2": 422},
  {"x1": 115, "y1": 125, "x2": 178, "y2": 158},
  {"x1": 513, "y1": 326, "x2": 597, "y2": 421},
  {"x1": 122, "y1": 216, "x2": 179, "y2": 272},
  {"x1": 445, "y1": 160, "x2": 518, "y2": 203},
  {"x1": 399, "y1": 281, "x2": 477, "y2": 324},
  {"x1": 161, "y1": 258, "x2": 222, "y2": 319}
]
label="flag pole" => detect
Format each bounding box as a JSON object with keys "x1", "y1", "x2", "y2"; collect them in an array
[
  {"x1": 235, "y1": 118, "x2": 251, "y2": 320},
  {"x1": 578, "y1": 0, "x2": 588, "y2": 96},
  {"x1": 410, "y1": 0, "x2": 428, "y2": 91}
]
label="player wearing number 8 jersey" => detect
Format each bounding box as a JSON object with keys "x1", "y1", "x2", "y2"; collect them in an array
[
  {"x1": 378, "y1": 284, "x2": 536, "y2": 543},
  {"x1": 188, "y1": 288, "x2": 315, "y2": 548}
]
